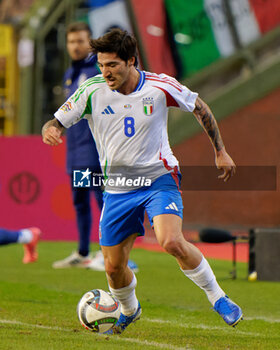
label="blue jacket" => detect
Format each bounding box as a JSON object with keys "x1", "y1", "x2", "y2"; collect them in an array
[{"x1": 63, "y1": 54, "x2": 101, "y2": 174}]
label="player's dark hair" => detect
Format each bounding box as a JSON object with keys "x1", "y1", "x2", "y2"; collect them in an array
[
  {"x1": 66, "y1": 22, "x2": 92, "y2": 37},
  {"x1": 90, "y1": 28, "x2": 138, "y2": 66}
]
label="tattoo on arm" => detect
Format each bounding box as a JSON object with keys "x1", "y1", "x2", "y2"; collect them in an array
[
  {"x1": 41, "y1": 118, "x2": 65, "y2": 136},
  {"x1": 193, "y1": 97, "x2": 224, "y2": 152}
]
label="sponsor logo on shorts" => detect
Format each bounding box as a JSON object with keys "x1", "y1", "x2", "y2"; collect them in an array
[{"x1": 165, "y1": 202, "x2": 179, "y2": 211}]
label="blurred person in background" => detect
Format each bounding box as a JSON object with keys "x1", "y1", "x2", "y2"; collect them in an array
[
  {"x1": 52, "y1": 22, "x2": 138, "y2": 272},
  {"x1": 0, "y1": 227, "x2": 41, "y2": 263}
]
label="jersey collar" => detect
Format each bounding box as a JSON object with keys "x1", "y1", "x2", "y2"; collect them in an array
[
  {"x1": 112, "y1": 69, "x2": 145, "y2": 94},
  {"x1": 133, "y1": 69, "x2": 145, "y2": 92}
]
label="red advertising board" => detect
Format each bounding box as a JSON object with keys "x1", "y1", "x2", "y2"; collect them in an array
[{"x1": 0, "y1": 136, "x2": 100, "y2": 241}]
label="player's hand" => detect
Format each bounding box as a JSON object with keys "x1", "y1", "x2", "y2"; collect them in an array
[
  {"x1": 42, "y1": 126, "x2": 63, "y2": 146},
  {"x1": 215, "y1": 148, "x2": 236, "y2": 182}
]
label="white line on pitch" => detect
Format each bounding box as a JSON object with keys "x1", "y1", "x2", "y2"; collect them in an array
[
  {"x1": 143, "y1": 317, "x2": 261, "y2": 336},
  {"x1": 111, "y1": 336, "x2": 191, "y2": 350},
  {"x1": 245, "y1": 316, "x2": 280, "y2": 323},
  {"x1": 0, "y1": 319, "x2": 67, "y2": 331},
  {"x1": 0, "y1": 319, "x2": 190, "y2": 350}
]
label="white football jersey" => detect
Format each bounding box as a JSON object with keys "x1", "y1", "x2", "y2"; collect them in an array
[{"x1": 55, "y1": 71, "x2": 198, "y2": 192}]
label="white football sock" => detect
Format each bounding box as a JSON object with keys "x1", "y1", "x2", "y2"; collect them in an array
[
  {"x1": 109, "y1": 274, "x2": 138, "y2": 316},
  {"x1": 18, "y1": 229, "x2": 33, "y2": 244},
  {"x1": 182, "y1": 256, "x2": 225, "y2": 306}
]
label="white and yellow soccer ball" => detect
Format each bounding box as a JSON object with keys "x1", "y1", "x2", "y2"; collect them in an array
[{"x1": 77, "y1": 289, "x2": 120, "y2": 333}]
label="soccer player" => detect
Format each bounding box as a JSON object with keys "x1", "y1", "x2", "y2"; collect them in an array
[
  {"x1": 0, "y1": 227, "x2": 41, "y2": 263},
  {"x1": 42, "y1": 28, "x2": 242, "y2": 332}
]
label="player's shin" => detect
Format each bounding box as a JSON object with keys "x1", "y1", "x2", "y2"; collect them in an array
[
  {"x1": 181, "y1": 256, "x2": 225, "y2": 305},
  {"x1": 109, "y1": 273, "x2": 139, "y2": 316}
]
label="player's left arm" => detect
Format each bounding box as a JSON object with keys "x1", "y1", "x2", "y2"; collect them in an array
[{"x1": 193, "y1": 96, "x2": 236, "y2": 182}]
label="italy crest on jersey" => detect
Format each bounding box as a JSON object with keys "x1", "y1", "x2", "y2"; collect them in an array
[{"x1": 143, "y1": 97, "x2": 154, "y2": 116}]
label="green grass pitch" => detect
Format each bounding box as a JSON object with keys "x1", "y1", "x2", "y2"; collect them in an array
[{"x1": 0, "y1": 241, "x2": 279, "y2": 350}]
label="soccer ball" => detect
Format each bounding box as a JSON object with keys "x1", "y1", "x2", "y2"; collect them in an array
[{"x1": 77, "y1": 289, "x2": 120, "y2": 333}]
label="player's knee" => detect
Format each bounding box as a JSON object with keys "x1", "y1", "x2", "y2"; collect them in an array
[
  {"x1": 159, "y1": 236, "x2": 185, "y2": 257},
  {"x1": 104, "y1": 259, "x2": 125, "y2": 279}
]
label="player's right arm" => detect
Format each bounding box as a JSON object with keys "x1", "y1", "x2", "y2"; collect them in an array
[
  {"x1": 42, "y1": 78, "x2": 94, "y2": 146},
  {"x1": 42, "y1": 118, "x2": 65, "y2": 146}
]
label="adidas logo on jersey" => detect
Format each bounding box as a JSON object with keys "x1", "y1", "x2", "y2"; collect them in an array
[
  {"x1": 165, "y1": 202, "x2": 179, "y2": 211},
  {"x1": 101, "y1": 105, "x2": 115, "y2": 115}
]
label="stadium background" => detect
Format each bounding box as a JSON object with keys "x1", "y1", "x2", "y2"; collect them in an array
[{"x1": 0, "y1": 0, "x2": 279, "y2": 243}]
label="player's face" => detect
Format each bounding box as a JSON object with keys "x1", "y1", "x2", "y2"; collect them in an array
[
  {"x1": 97, "y1": 52, "x2": 134, "y2": 92},
  {"x1": 67, "y1": 31, "x2": 90, "y2": 61}
]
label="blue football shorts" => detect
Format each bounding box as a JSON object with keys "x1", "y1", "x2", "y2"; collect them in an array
[{"x1": 99, "y1": 173, "x2": 183, "y2": 246}]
